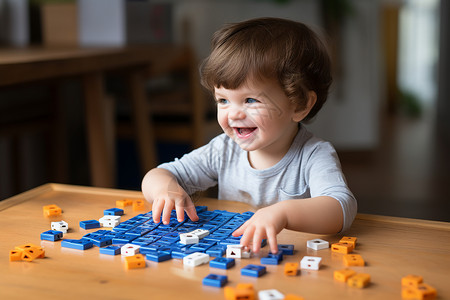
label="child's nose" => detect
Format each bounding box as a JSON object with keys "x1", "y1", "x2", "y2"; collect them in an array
[{"x1": 229, "y1": 107, "x2": 246, "y2": 120}]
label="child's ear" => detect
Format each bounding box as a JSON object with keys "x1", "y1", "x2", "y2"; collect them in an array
[{"x1": 292, "y1": 91, "x2": 317, "y2": 122}]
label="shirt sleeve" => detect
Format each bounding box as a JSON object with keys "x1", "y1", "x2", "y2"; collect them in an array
[{"x1": 304, "y1": 138, "x2": 358, "y2": 232}]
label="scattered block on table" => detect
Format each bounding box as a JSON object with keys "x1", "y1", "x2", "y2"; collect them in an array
[
  {"x1": 104, "y1": 208, "x2": 124, "y2": 216},
  {"x1": 51, "y1": 220, "x2": 68, "y2": 233},
  {"x1": 15, "y1": 244, "x2": 45, "y2": 259},
  {"x1": 340, "y1": 236, "x2": 357, "y2": 248},
  {"x1": 331, "y1": 242, "x2": 354, "y2": 254},
  {"x1": 241, "y1": 264, "x2": 266, "y2": 277},
  {"x1": 402, "y1": 283, "x2": 437, "y2": 300},
  {"x1": 116, "y1": 199, "x2": 133, "y2": 208},
  {"x1": 99, "y1": 215, "x2": 121, "y2": 227},
  {"x1": 121, "y1": 244, "x2": 140, "y2": 256},
  {"x1": 210, "y1": 257, "x2": 235, "y2": 270},
  {"x1": 189, "y1": 228, "x2": 209, "y2": 239},
  {"x1": 224, "y1": 284, "x2": 255, "y2": 300},
  {"x1": 347, "y1": 273, "x2": 371, "y2": 288},
  {"x1": 145, "y1": 251, "x2": 172, "y2": 262},
  {"x1": 307, "y1": 238, "x2": 329, "y2": 250},
  {"x1": 40, "y1": 230, "x2": 63, "y2": 241},
  {"x1": 80, "y1": 219, "x2": 101, "y2": 230},
  {"x1": 227, "y1": 244, "x2": 250, "y2": 259},
  {"x1": 124, "y1": 254, "x2": 146, "y2": 269},
  {"x1": 183, "y1": 252, "x2": 209, "y2": 267},
  {"x1": 284, "y1": 262, "x2": 299, "y2": 276},
  {"x1": 99, "y1": 245, "x2": 121, "y2": 255},
  {"x1": 401, "y1": 274, "x2": 424, "y2": 288},
  {"x1": 300, "y1": 256, "x2": 322, "y2": 270},
  {"x1": 334, "y1": 268, "x2": 357, "y2": 282},
  {"x1": 203, "y1": 274, "x2": 228, "y2": 288},
  {"x1": 343, "y1": 254, "x2": 365, "y2": 267},
  {"x1": 61, "y1": 239, "x2": 93, "y2": 250},
  {"x1": 258, "y1": 289, "x2": 284, "y2": 300},
  {"x1": 179, "y1": 233, "x2": 199, "y2": 245},
  {"x1": 133, "y1": 199, "x2": 146, "y2": 211},
  {"x1": 261, "y1": 250, "x2": 283, "y2": 265},
  {"x1": 9, "y1": 250, "x2": 23, "y2": 261},
  {"x1": 278, "y1": 244, "x2": 294, "y2": 255},
  {"x1": 43, "y1": 204, "x2": 62, "y2": 217}
]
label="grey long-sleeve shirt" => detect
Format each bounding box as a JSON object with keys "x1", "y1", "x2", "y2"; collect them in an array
[{"x1": 158, "y1": 125, "x2": 357, "y2": 232}]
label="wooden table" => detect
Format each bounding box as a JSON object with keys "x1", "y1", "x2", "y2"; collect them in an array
[
  {"x1": 0, "y1": 45, "x2": 190, "y2": 188},
  {"x1": 0, "y1": 184, "x2": 449, "y2": 299}
]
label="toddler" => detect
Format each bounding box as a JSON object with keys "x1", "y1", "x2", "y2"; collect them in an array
[{"x1": 142, "y1": 17, "x2": 357, "y2": 254}]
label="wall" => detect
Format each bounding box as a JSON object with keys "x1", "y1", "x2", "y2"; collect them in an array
[{"x1": 157, "y1": 0, "x2": 382, "y2": 150}]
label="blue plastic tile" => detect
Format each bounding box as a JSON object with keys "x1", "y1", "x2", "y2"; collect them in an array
[
  {"x1": 40, "y1": 230, "x2": 63, "y2": 241},
  {"x1": 104, "y1": 208, "x2": 124, "y2": 216},
  {"x1": 99, "y1": 245, "x2": 121, "y2": 255},
  {"x1": 202, "y1": 274, "x2": 228, "y2": 287},
  {"x1": 79, "y1": 220, "x2": 101, "y2": 230},
  {"x1": 278, "y1": 244, "x2": 294, "y2": 255},
  {"x1": 241, "y1": 264, "x2": 266, "y2": 277},
  {"x1": 209, "y1": 257, "x2": 235, "y2": 269},
  {"x1": 61, "y1": 239, "x2": 93, "y2": 250}
]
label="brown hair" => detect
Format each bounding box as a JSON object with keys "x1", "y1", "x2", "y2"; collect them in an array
[{"x1": 200, "y1": 17, "x2": 332, "y2": 121}]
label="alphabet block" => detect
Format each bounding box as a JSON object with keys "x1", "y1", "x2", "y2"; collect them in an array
[
  {"x1": 116, "y1": 199, "x2": 133, "y2": 208},
  {"x1": 402, "y1": 283, "x2": 437, "y2": 300},
  {"x1": 179, "y1": 233, "x2": 199, "y2": 245},
  {"x1": 183, "y1": 252, "x2": 209, "y2": 267},
  {"x1": 343, "y1": 254, "x2": 365, "y2": 267},
  {"x1": 43, "y1": 204, "x2": 62, "y2": 217},
  {"x1": 340, "y1": 236, "x2": 357, "y2": 247},
  {"x1": 133, "y1": 199, "x2": 146, "y2": 211},
  {"x1": 307, "y1": 239, "x2": 329, "y2": 250},
  {"x1": 334, "y1": 268, "x2": 357, "y2": 282},
  {"x1": 331, "y1": 242, "x2": 354, "y2": 254},
  {"x1": 347, "y1": 273, "x2": 371, "y2": 288},
  {"x1": 203, "y1": 274, "x2": 228, "y2": 288},
  {"x1": 300, "y1": 256, "x2": 322, "y2": 270},
  {"x1": 402, "y1": 274, "x2": 423, "y2": 288},
  {"x1": 224, "y1": 283, "x2": 255, "y2": 300},
  {"x1": 99, "y1": 215, "x2": 121, "y2": 227},
  {"x1": 258, "y1": 289, "x2": 284, "y2": 300},
  {"x1": 284, "y1": 262, "x2": 299, "y2": 276},
  {"x1": 51, "y1": 220, "x2": 68, "y2": 233},
  {"x1": 121, "y1": 244, "x2": 140, "y2": 256},
  {"x1": 124, "y1": 254, "x2": 146, "y2": 269}
]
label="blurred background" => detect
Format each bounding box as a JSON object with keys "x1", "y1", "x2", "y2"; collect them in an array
[{"x1": 0, "y1": 0, "x2": 449, "y2": 222}]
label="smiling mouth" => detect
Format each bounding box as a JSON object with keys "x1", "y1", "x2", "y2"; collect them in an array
[{"x1": 234, "y1": 127, "x2": 257, "y2": 137}]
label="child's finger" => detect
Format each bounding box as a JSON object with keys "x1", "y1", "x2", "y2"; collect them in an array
[
  {"x1": 152, "y1": 199, "x2": 164, "y2": 223},
  {"x1": 266, "y1": 227, "x2": 278, "y2": 254},
  {"x1": 232, "y1": 221, "x2": 248, "y2": 237},
  {"x1": 174, "y1": 203, "x2": 185, "y2": 222},
  {"x1": 184, "y1": 203, "x2": 199, "y2": 222},
  {"x1": 252, "y1": 228, "x2": 264, "y2": 253},
  {"x1": 162, "y1": 201, "x2": 174, "y2": 224},
  {"x1": 238, "y1": 225, "x2": 255, "y2": 249}
]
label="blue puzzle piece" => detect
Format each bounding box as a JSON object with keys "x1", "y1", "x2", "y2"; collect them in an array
[
  {"x1": 260, "y1": 250, "x2": 283, "y2": 265},
  {"x1": 80, "y1": 220, "x2": 101, "y2": 230},
  {"x1": 145, "y1": 251, "x2": 172, "y2": 262},
  {"x1": 40, "y1": 230, "x2": 63, "y2": 241},
  {"x1": 90, "y1": 236, "x2": 113, "y2": 247},
  {"x1": 99, "y1": 245, "x2": 121, "y2": 255},
  {"x1": 278, "y1": 244, "x2": 294, "y2": 255},
  {"x1": 202, "y1": 274, "x2": 228, "y2": 288},
  {"x1": 104, "y1": 208, "x2": 124, "y2": 216},
  {"x1": 61, "y1": 239, "x2": 93, "y2": 250},
  {"x1": 241, "y1": 264, "x2": 266, "y2": 277},
  {"x1": 206, "y1": 245, "x2": 226, "y2": 257},
  {"x1": 209, "y1": 257, "x2": 235, "y2": 269}
]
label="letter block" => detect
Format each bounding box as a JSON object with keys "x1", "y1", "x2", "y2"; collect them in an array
[
  {"x1": 284, "y1": 262, "x2": 299, "y2": 276},
  {"x1": 121, "y1": 244, "x2": 140, "y2": 256},
  {"x1": 15, "y1": 244, "x2": 45, "y2": 260},
  {"x1": 331, "y1": 242, "x2": 354, "y2": 254},
  {"x1": 116, "y1": 199, "x2": 133, "y2": 208},
  {"x1": 180, "y1": 233, "x2": 199, "y2": 245},
  {"x1": 224, "y1": 284, "x2": 255, "y2": 300},
  {"x1": 402, "y1": 274, "x2": 424, "y2": 288},
  {"x1": 307, "y1": 239, "x2": 329, "y2": 250},
  {"x1": 183, "y1": 252, "x2": 210, "y2": 267},
  {"x1": 43, "y1": 204, "x2": 62, "y2": 217},
  {"x1": 9, "y1": 250, "x2": 23, "y2": 261},
  {"x1": 402, "y1": 283, "x2": 437, "y2": 300},
  {"x1": 124, "y1": 254, "x2": 146, "y2": 270},
  {"x1": 284, "y1": 295, "x2": 304, "y2": 300},
  {"x1": 343, "y1": 254, "x2": 365, "y2": 267},
  {"x1": 340, "y1": 236, "x2": 357, "y2": 247},
  {"x1": 300, "y1": 256, "x2": 322, "y2": 270},
  {"x1": 51, "y1": 220, "x2": 68, "y2": 233},
  {"x1": 133, "y1": 199, "x2": 146, "y2": 211},
  {"x1": 258, "y1": 289, "x2": 284, "y2": 300},
  {"x1": 347, "y1": 273, "x2": 371, "y2": 288},
  {"x1": 334, "y1": 268, "x2": 357, "y2": 282}
]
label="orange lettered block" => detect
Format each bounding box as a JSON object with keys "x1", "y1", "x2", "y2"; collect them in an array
[
  {"x1": 347, "y1": 273, "x2": 371, "y2": 288},
  {"x1": 402, "y1": 274, "x2": 424, "y2": 288},
  {"x1": 116, "y1": 199, "x2": 133, "y2": 208},
  {"x1": 43, "y1": 204, "x2": 62, "y2": 217},
  {"x1": 15, "y1": 244, "x2": 45, "y2": 261},
  {"x1": 224, "y1": 283, "x2": 255, "y2": 300},
  {"x1": 334, "y1": 268, "x2": 357, "y2": 282},
  {"x1": 340, "y1": 236, "x2": 357, "y2": 248},
  {"x1": 402, "y1": 283, "x2": 437, "y2": 300},
  {"x1": 343, "y1": 254, "x2": 365, "y2": 267},
  {"x1": 284, "y1": 262, "x2": 299, "y2": 276},
  {"x1": 124, "y1": 254, "x2": 146, "y2": 270},
  {"x1": 132, "y1": 199, "x2": 146, "y2": 211},
  {"x1": 331, "y1": 242, "x2": 354, "y2": 254},
  {"x1": 9, "y1": 250, "x2": 23, "y2": 261}
]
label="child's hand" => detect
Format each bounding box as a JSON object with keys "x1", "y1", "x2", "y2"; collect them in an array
[
  {"x1": 142, "y1": 168, "x2": 199, "y2": 225},
  {"x1": 232, "y1": 203, "x2": 287, "y2": 254}
]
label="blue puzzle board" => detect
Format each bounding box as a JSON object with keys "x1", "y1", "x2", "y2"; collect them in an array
[{"x1": 78, "y1": 206, "x2": 260, "y2": 258}]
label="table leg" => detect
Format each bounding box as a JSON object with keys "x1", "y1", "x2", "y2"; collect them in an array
[{"x1": 82, "y1": 72, "x2": 115, "y2": 187}]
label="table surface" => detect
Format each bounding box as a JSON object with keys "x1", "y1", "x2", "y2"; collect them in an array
[{"x1": 0, "y1": 184, "x2": 449, "y2": 299}]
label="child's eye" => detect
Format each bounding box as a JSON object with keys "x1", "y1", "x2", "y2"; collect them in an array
[
  {"x1": 216, "y1": 98, "x2": 229, "y2": 105},
  {"x1": 246, "y1": 98, "x2": 259, "y2": 104}
]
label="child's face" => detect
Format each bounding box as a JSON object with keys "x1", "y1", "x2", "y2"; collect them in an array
[{"x1": 214, "y1": 78, "x2": 302, "y2": 154}]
